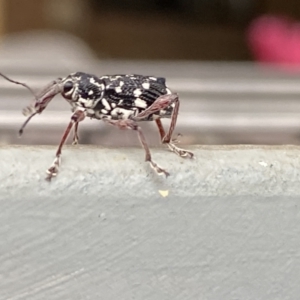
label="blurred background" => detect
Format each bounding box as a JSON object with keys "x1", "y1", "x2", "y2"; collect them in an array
[{"x1": 1, "y1": 0, "x2": 300, "y2": 146}]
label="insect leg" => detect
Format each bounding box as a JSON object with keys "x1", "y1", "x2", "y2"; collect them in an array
[
  {"x1": 134, "y1": 93, "x2": 178, "y2": 120},
  {"x1": 133, "y1": 93, "x2": 193, "y2": 158},
  {"x1": 155, "y1": 119, "x2": 194, "y2": 158},
  {"x1": 72, "y1": 122, "x2": 79, "y2": 145},
  {"x1": 102, "y1": 118, "x2": 169, "y2": 177},
  {"x1": 46, "y1": 109, "x2": 86, "y2": 180}
]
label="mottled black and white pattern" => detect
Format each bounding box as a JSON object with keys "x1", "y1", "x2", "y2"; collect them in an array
[
  {"x1": 61, "y1": 72, "x2": 173, "y2": 121},
  {"x1": 0, "y1": 70, "x2": 193, "y2": 180}
]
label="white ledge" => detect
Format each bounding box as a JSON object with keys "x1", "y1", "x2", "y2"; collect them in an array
[{"x1": 1, "y1": 145, "x2": 300, "y2": 199}]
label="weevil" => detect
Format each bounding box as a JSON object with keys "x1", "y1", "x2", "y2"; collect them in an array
[{"x1": 0, "y1": 72, "x2": 194, "y2": 180}]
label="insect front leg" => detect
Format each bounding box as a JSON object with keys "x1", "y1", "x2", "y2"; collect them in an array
[
  {"x1": 102, "y1": 118, "x2": 169, "y2": 177},
  {"x1": 134, "y1": 93, "x2": 194, "y2": 158},
  {"x1": 46, "y1": 109, "x2": 86, "y2": 181}
]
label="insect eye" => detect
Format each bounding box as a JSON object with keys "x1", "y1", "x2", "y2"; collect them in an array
[{"x1": 64, "y1": 81, "x2": 73, "y2": 93}]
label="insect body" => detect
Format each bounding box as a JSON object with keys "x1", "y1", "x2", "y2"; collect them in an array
[
  {"x1": 1, "y1": 72, "x2": 194, "y2": 180},
  {"x1": 62, "y1": 72, "x2": 174, "y2": 122}
]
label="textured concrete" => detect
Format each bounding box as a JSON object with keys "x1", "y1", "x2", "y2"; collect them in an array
[
  {"x1": 1, "y1": 146, "x2": 300, "y2": 299},
  {"x1": 1, "y1": 145, "x2": 300, "y2": 199}
]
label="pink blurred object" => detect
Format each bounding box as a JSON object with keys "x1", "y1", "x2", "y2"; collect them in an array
[{"x1": 247, "y1": 14, "x2": 300, "y2": 70}]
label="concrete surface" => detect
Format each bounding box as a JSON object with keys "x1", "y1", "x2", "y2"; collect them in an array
[
  {"x1": 1, "y1": 145, "x2": 300, "y2": 299},
  {"x1": 1, "y1": 145, "x2": 300, "y2": 199}
]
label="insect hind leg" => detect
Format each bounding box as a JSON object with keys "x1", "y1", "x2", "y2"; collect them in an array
[
  {"x1": 133, "y1": 93, "x2": 193, "y2": 158},
  {"x1": 155, "y1": 118, "x2": 193, "y2": 158},
  {"x1": 148, "y1": 94, "x2": 193, "y2": 158}
]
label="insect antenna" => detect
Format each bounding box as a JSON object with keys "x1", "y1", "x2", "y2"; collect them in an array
[
  {"x1": 0, "y1": 72, "x2": 41, "y2": 136},
  {"x1": 0, "y1": 72, "x2": 37, "y2": 99},
  {"x1": 18, "y1": 112, "x2": 38, "y2": 136}
]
